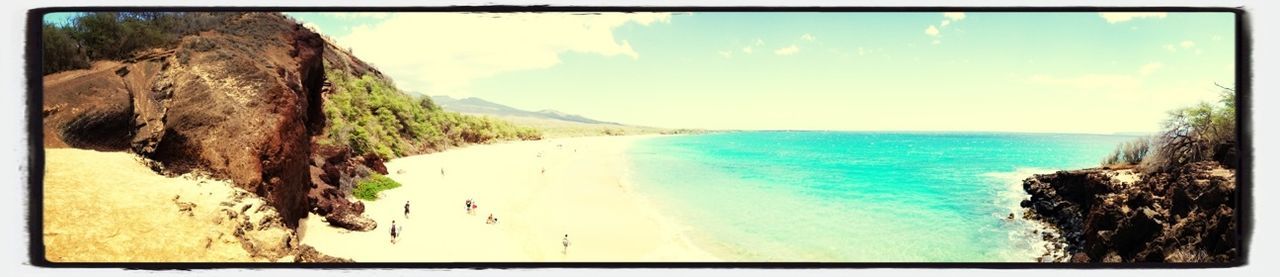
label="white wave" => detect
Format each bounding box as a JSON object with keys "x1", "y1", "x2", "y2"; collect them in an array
[{"x1": 983, "y1": 167, "x2": 1067, "y2": 261}]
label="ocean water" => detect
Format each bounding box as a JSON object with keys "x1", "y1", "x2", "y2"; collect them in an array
[{"x1": 626, "y1": 131, "x2": 1135, "y2": 262}]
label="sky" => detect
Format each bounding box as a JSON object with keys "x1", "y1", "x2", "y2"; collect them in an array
[{"x1": 64, "y1": 11, "x2": 1238, "y2": 134}]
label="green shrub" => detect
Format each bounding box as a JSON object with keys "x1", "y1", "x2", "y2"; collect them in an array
[
  {"x1": 322, "y1": 67, "x2": 542, "y2": 160},
  {"x1": 352, "y1": 174, "x2": 401, "y2": 201},
  {"x1": 42, "y1": 12, "x2": 233, "y2": 74},
  {"x1": 42, "y1": 23, "x2": 90, "y2": 74},
  {"x1": 1102, "y1": 136, "x2": 1153, "y2": 167}
]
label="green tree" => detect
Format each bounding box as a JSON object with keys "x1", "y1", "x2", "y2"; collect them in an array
[
  {"x1": 1141, "y1": 85, "x2": 1237, "y2": 172},
  {"x1": 41, "y1": 23, "x2": 89, "y2": 74}
]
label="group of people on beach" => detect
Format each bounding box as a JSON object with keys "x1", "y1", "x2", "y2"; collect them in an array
[
  {"x1": 389, "y1": 200, "x2": 411, "y2": 244},
  {"x1": 384, "y1": 152, "x2": 577, "y2": 254},
  {"x1": 464, "y1": 198, "x2": 500, "y2": 224},
  {"x1": 465, "y1": 198, "x2": 478, "y2": 214}
]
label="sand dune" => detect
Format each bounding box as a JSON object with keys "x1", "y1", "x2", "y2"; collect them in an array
[{"x1": 301, "y1": 135, "x2": 719, "y2": 262}]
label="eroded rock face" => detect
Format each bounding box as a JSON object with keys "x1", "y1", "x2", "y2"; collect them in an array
[
  {"x1": 1021, "y1": 162, "x2": 1238, "y2": 263},
  {"x1": 308, "y1": 143, "x2": 380, "y2": 231},
  {"x1": 42, "y1": 13, "x2": 326, "y2": 228}
]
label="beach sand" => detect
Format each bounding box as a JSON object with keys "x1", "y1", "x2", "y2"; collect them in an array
[
  {"x1": 42, "y1": 148, "x2": 278, "y2": 262},
  {"x1": 301, "y1": 135, "x2": 719, "y2": 262}
]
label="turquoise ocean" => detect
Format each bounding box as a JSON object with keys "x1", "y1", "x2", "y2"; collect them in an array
[{"x1": 626, "y1": 131, "x2": 1135, "y2": 262}]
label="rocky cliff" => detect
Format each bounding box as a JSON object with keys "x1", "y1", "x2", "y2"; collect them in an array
[
  {"x1": 41, "y1": 13, "x2": 378, "y2": 231},
  {"x1": 1020, "y1": 162, "x2": 1239, "y2": 263}
]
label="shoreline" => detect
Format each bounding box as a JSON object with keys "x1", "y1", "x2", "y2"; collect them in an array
[{"x1": 300, "y1": 134, "x2": 721, "y2": 261}]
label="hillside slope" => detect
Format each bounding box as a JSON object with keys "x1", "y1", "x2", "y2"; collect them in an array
[
  {"x1": 40, "y1": 12, "x2": 544, "y2": 262},
  {"x1": 428, "y1": 95, "x2": 701, "y2": 138},
  {"x1": 43, "y1": 13, "x2": 326, "y2": 228},
  {"x1": 431, "y1": 95, "x2": 621, "y2": 125}
]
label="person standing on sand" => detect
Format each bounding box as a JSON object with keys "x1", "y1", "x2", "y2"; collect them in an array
[
  {"x1": 390, "y1": 220, "x2": 398, "y2": 244},
  {"x1": 562, "y1": 234, "x2": 571, "y2": 254},
  {"x1": 404, "y1": 201, "x2": 411, "y2": 219}
]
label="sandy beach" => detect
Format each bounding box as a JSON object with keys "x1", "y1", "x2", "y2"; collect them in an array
[
  {"x1": 42, "y1": 148, "x2": 290, "y2": 262},
  {"x1": 300, "y1": 135, "x2": 719, "y2": 262}
]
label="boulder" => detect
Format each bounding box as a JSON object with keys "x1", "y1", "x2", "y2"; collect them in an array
[{"x1": 324, "y1": 209, "x2": 377, "y2": 231}]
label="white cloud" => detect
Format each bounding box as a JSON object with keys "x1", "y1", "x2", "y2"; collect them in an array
[
  {"x1": 925, "y1": 25, "x2": 940, "y2": 36},
  {"x1": 940, "y1": 20, "x2": 951, "y2": 27},
  {"x1": 774, "y1": 45, "x2": 800, "y2": 56},
  {"x1": 932, "y1": 40, "x2": 941, "y2": 45},
  {"x1": 1098, "y1": 12, "x2": 1168, "y2": 23},
  {"x1": 753, "y1": 38, "x2": 764, "y2": 46},
  {"x1": 1139, "y1": 62, "x2": 1164, "y2": 76},
  {"x1": 1180, "y1": 40, "x2": 1196, "y2": 49},
  {"x1": 943, "y1": 12, "x2": 966, "y2": 21},
  {"x1": 718, "y1": 51, "x2": 733, "y2": 59},
  {"x1": 741, "y1": 46, "x2": 753, "y2": 54},
  {"x1": 1164, "y1": 44, "x2": 1178, "y2": 52},
  {"x1": 335, "y1": 12, "x2": 671, "y2": 97},
  {"x1": 801, "y1": 33, "x2": 816, "y2": 41}
]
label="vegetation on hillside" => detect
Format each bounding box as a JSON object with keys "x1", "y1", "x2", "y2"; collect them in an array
[
  {"x1": 41, "y1": 12, "x2": 233, "y2": 74},
  {"x1": 320, "y1": 68, "x2": 542, "y2": 159},
  {"x1": 1101, "y1": 85, "x2": 1237, "y2": 172},
  {"x1": 43, "y1": 12, "x2": 544, "y2": 160},
  {"x1": 352, "y1": 174, "x2": 401, "y2": 201}
]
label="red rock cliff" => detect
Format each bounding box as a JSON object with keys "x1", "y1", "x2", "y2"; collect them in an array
[{"x1": 42, "y1": 13, "x2": 326, "y2": 228}]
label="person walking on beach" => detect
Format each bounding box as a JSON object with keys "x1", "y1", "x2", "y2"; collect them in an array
[
  {"x1": 562, "y1": 234, "x2": 571, "y2": 254},
  {"x1": 390, "y1": 220, "x2": 399, "y2": 244},
  {"x1": 404, "y1": 201, "x2": 411, "y2": 219}
]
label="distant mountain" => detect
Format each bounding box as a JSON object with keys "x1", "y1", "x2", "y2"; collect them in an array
[{"x1": 430, "y1": 95, "x2": 622, "y2": 126}]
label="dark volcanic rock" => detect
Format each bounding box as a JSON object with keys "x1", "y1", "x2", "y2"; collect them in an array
[
  {"x1": 324, "y1": 207, "x2": 377, "y2": 231},
  {"x1": 293, "y1": 244, "x2": 354, "y2": 263},
  {"x1": 1021, "y1": 162, "x2": 1238, "y2": 263},
  {"x1": 42, "y1": 13, "x2": 327, "y2": 228},
  {"x1": 306, "y1": 143, "x2": 381, "y2": 231}
]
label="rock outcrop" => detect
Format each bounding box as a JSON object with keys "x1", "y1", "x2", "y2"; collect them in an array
[
  {"x1": 1021, "y1": 161, "x2": 1239, "y2": 263},
  {"x1": 42, "y1": 13, "x2": 326, "y2": 228},
  {"x1": 307, "y1": 144, "x2": 382, "y2": 231}
]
